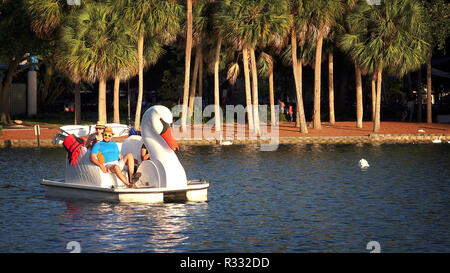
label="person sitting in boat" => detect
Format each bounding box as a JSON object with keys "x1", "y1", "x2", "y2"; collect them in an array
[
  {"x1": 141, "y1": 143, "x2": 150, "y2": 162},
  {"x1": 90, "y1": 126, "x2": 140, "y2": 188},
  {"x1": 85, "y1": 121, "x2": 105, "y2": 148}
]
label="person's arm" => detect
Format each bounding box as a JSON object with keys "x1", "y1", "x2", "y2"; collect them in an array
[
  {"x1": 90, "y1": 154, "x2": 108, "y2": 173},
  {"x1": 85, "y1": 134, "x2": 94, "y2": 148},
  {"x1": 90, "y1": 144, "x2": 108, "y2": 173}
]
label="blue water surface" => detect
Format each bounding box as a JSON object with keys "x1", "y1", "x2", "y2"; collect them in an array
[{"x1": 0, "y1": 144, "x2": 448, "y2": 253}]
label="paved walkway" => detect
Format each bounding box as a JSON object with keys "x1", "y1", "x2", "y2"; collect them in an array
[{"x1": 1, "y1": 121, "x2": 449, "y2": 147}]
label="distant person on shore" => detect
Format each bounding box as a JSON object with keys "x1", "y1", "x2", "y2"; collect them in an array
[
  {"x1": 90, "y1": 126, "x2": 139, "y2": 188},
  {"x1": 85, "y1": 121, "x2": 105, "y2": 148},
  {"x1": 64, "y1": 102, "x2": 70, "y2": 112},
  {"x1": 287, "y1": 104, "x2": 293, "y2": 122},
  {"x1": 278, "y1": 99, "x2": 285, "y2": 115}
]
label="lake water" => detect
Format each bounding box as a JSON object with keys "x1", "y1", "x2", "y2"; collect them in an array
[{"x1": 0, "y1": 144, "x2": 449, "y2": 253}]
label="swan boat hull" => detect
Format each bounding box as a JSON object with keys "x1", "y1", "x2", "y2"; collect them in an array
[
  {"x1": 48, "y1": 106, "x2": 211, "y2": 204},
  {"x1": 41, "y1": 179, "x2": 209, "y2": 203}
]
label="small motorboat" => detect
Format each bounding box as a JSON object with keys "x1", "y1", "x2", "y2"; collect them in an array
[{"x1": 42, "y1": 105, "x2": 209, "y2": 203}]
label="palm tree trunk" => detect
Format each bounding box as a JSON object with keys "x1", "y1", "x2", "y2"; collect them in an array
[
  {"x1": 295, "y1": 60, "x2": 302, "y2": 128},
  {"x1": 0, "y1": 59, "x2": 20, "y2": 124},
  {"x1": 181, "y1": 0, "x2": 193, "y2": 132},
  {"x1": 328, "y1": 52, "x2": 335, "y2": 124},
  {"x1": 41, "y1": 65, "x2": 53, "y2": 107},
  {"x1": 98, "y1": 77, "x2": 107, "y2": 124},
  {"x1": 135, "y1": 34, "x2": 144, "y2": 129},
  {"x1": 371, "y1": 74, "x2": 376, "y2": 122},
  {"x1": 268, "y1": 64, "x2": 276, "y2": 126},
  {"x1": 214, "y1": 38, "x2": 222, "y2": 133},
  {"x1": 417, "y1": 70, "x2": 422, "y2": 122},
  {"x1": 291, "y1": 29, "x2": 308, "y2": 133},
  {"x1": 113, "y1": 76, "x2": 120, "y2": 123},
  {"x1": 242, "y1": 46, "x2": 254, "y2": 131},
  {"x1": 249, "y1": 47, "x2": 261, "y2": 137},
  {"x1": 74, "y1": 82, "x2": 81, "y2": 125},
  {"x1": 188, "y1": 46, "x2": 201, "y2": 117},
  {"x1": 373, "y1": 67, "x2": 382, "y2": 132},
  {"x1": 198, "y1": 43, "x2": 203, "y2": 102},
  {"x1": 426, "y1": 53, "x2": 432, "y2": 124},
  {"x1": 0, "y1": 82, "x2": 12, "y2": 124},
  {"x1": 355, "y1": 62, "x2": 363, "y2": 128},
  {"x1": 313, "y1": 33, "x2": 323, "y2": 130}
]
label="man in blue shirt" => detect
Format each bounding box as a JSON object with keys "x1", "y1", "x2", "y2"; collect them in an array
[{"x1": 90, "y1": 126, "x2": 139, "y2": 188}]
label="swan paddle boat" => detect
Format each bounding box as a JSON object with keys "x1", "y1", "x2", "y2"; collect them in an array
[{"x1": 42, "y1": 105, "x2": 209, "y2": 203}]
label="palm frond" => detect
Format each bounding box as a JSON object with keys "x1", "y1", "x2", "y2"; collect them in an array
[
  {"x1": 227, "y1": 62, "x2": 240, "y2": 84},
  {"x1": 257, "y1": 52, "x2": 273, "y2": 78}
]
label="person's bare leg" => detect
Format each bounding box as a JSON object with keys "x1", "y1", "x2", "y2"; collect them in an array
[
  {"x1": 110, "y1": 165, "x2": 133, "y2": 188},
  {"x1": 123, "y1": 153, "x2": 135, "y2": 183}
]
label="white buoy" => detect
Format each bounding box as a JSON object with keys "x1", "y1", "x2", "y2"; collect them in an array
[
  {"x1": 418, "y1": 129, "x2": 425, "y2": 133},
  {"x1": 358, "y1": 158, "x2": 370, "y2": 168},
  {"x1": 432, "y1": 139, "x2": 442, "y2": 144}
]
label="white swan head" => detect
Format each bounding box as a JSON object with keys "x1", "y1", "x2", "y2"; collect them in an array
[
  {"x1": 142, "y1": 105, "x2": 179, "y2": 151},
  {"x1": 141, "y1": 105, "x2": 187, "y2": 189}
]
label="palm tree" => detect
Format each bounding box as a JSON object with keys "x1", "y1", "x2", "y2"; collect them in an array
[
  {"x1": 285, "y1": 0, "x2": 310, "y2": 133},
  {"x1": 110, "y1": 39, "x2": 143, "y2": 124},
  {"x1": 258, "y1": 52, "x2": 276, "y2": 126},
  {"x1": 341, "y1": 0, "x2": 429, "y2": 132},
  {"x1": 305, "y1": 0, "x2": 343, "y2": 130},
  {"x1": 257, "y1": 22, "x2": 290, "y2": 128},
  {"x1": 28, "y1": 0, "x2": 82, "y2": 124},
  {"x1": 421, "y1": 0, "x2": 450, "y2": 124},
  {"x1": 327, "y1": 49, "x2": 335, "y2": 124},
  {"x1": 323, "y1": 32, "x2": 341, "y2": 126},
  {"x1": 346, "y1": 0, "x2": 362, "y2": 128},
  {"x1": 242, "y1": 46, "x2": 255, "y2": 131},
  {"x1": 180, "y1": 0, "x2": 194, "y2": 132},
  {"x1": 58, "y1": 3, "x2": 138, "y2": 123},
  {"x1": 0, "y1": 0, "x2": 43, "y2": 124},
  {"x1": 219, "y1": 0, "x2": 290, "y2": 136},
  {"x1": 108, "y1": 12, "x2": 147, "y2": 124},
  {"x1": 188, "y1": 1, "x2": 209, "y2": 117},
  {"x1": 120, "y1": 0, "x2": 182, "y2": 129},
  {"x1": 339, "y1": 0, "x2": 375, "y2": 126},
  {"x1": 213, "y1": 37, "x2": 222, "y2": 134},
  {"x1": 354, "y1": 62, "x2": 363, "y2": 128},
  {"x1": 324, "y1": 0, "x2": 357, "y2": 125}
]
